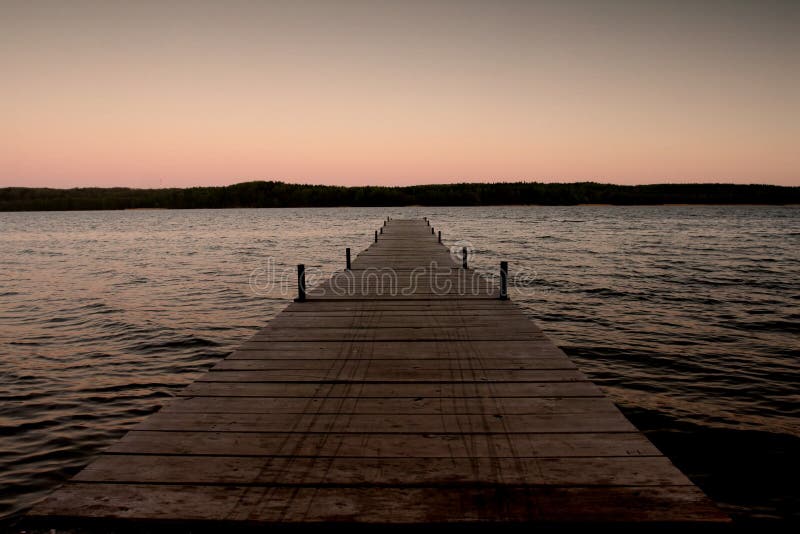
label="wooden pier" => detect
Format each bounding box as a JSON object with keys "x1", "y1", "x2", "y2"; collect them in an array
[{"x1": 30, "y1": 218, "x2": 728, "y2": 527}]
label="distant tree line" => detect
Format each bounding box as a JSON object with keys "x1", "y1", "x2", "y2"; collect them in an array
[{"x1": 0, "y1": 181, "x2": 798, "y2": 211}]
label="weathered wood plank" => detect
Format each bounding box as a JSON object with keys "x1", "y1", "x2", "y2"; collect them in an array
[
  {"x1": 108, "y1": 430, "x2": 661, "y2": 457},
  {"x1": 212, "y1": 357, "x2": 576, "y2": 371},
  {"x1": 248, "y1": 327, "x2": 546, "y2": 341},
  {"x1": 75, "y1": 455, "x2": 692, "y2": 486},
  {"x1": 197, "y1": 369, "x2": 586, "y2": 383},
  {"x1": 160, "y1": 396, "x2": 615, "y2": 415},
  {"x1": 179, "y1": 381, "x2": 605, "y2": 397},
  {"x1": 229, "y1": 349, "x2": 567, "y2": 361},
  {"x1": 235, "y1": 340, "x2": 568, "y2": 358},
  {"x1": 266, "y1": 316, "x2": 540, "y2": 328},
  {"x1": 29, "y1": 484, "x2": 728, "y2": 523},
  {"x1": 278, "y1": 306, "x2": 527, "y2": 311},
  {"x1": 134, "y1": 412, "x2": 637, "y2": 433}
]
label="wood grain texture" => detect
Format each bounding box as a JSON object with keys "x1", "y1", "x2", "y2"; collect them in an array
[
  {"x1": 180, "y1": 381, "x2": 605, "y2": 398},
  {"x1": 159, "y1": 396, "x2": 615, "y2": 415},
  {"x1": 31, "y1": 484, "x2": 727, "y2": 524},
  {"x1": 107, "y1": 430, "x2": 663, "y2": 457}
]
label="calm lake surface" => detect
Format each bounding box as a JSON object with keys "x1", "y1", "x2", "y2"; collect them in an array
[{"x1": 1, "y1": 206, "x2": 798, "y2": 523}]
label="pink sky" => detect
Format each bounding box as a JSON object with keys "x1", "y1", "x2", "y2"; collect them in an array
[{"x1": 2, "y1": 1, "x2": 798, "y2": 188}]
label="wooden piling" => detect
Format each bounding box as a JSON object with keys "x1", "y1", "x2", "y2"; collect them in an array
[
  {"x1": 500, "y1": 260, "x2": 508, "y2": 300},
  {"x1": 294, "y1": 264, "x2": 305, "y2": 302}
]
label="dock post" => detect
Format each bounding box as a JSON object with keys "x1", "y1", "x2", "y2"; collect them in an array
[
  {"x1": 431, "y1": 227, "x2": 434, "y2": 234},
  {"x1": 380, "y1": 227, "x2": 383, "y2": 234},
  {"x1": 500, "y1": 261, "x2": 508, "y2": 300},
  {"x1": 294, "y1": 264, "x2": 306, "y2": 302},
  {"x1": 346, "y1": 248, "x2": 351, "y2": 270},
  {"x1": 438, "y1": 230, "x2": 441, "y2": 243},
  {"x1": 374, "y1": 230, "x2": 378, "y2": 242},
  {"x1": 462, "y1": 246, "x2": 468, "y2": 269}
]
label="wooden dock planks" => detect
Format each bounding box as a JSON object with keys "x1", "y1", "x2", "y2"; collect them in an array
[{"x1": 29, "y1": 218, "x2": 729, "y2": 527}]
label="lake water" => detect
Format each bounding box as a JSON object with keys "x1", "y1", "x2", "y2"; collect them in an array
[{"x1": 1, "y1": 206, "x2": 798, "y2": 524}]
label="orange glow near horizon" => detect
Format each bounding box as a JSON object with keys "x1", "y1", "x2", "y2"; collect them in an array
[{"x1": 2, "y1": 1, "x2": 798, "y2": 188}]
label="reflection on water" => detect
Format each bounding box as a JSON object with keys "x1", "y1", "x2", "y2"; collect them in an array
[{"x1": 1, "y1": 206, "x2": 798, "y2": 522}]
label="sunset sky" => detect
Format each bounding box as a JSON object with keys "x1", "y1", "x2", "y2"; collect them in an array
[{"x1": 2, "y1": 0, "x2": 798, "y2": 188}]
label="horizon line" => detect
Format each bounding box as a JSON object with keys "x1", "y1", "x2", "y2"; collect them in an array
[{"x1": 3, "y1": 179, "x2": 799, "y2": 191}]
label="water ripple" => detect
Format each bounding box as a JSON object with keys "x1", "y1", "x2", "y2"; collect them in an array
[{"x1": 0, "y1": 206, "x2": 798, "y2": 523}]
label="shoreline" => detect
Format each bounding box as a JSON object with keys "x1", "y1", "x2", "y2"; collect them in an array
[
  {"x1": 2, "y1": 182, "x2": 798, "y2": 212},
  {"x1": 0, "y1": 203, "x2": 798, "y2": 213}
]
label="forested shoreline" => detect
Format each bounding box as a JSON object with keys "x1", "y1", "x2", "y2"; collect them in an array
[{"x1": 1, "y1": 181, "x2": 798, "y2": 211}]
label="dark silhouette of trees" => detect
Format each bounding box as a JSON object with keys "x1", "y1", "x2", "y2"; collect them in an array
[{"x1": 1, "y1": 181, "x2": 797, "y2": 211}]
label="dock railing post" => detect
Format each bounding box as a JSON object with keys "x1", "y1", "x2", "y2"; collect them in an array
[
  {"x1": 294, "y1": 264, "x2": 306, "y2": 302},
  {"x1": 500, "y1": 261, "x2": 508, "y2": 300},
  {"x1": 380, "y1": 227, "x2": 383, "y2": 234},
  {"x1": 438, "y1": 230, "x2": 441, "y2": 243},
  {"x1": 462, "y1": 246, "x2": 468, "y2": 269},
  {"x1": 346, "y1": 248, "x2": 351, "y2": 270},
  {"x1": 431, "y1": 227, "x2": 434, "y2": 235},
  {"x1": 374, "y1": 230, "x2": 378, "y2": 242}
]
